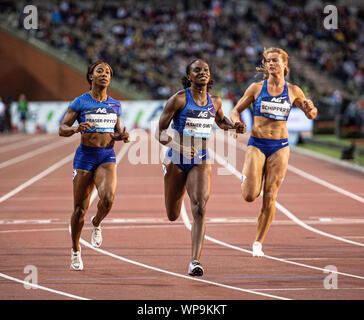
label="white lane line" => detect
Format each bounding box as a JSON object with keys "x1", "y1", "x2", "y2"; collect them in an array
[
  {"x1": 291, "y1": 146, "x2": 364, "y2": 174},
  {"x1": 0, "y1": 141, "x2": 90, "y2": 300},
  {"x1": 2, "y1": 217, "x2": 364, "y2": 226},
  {"x1": 287, "y1": 164, "x2": 364, "y2": 203},
  {"x1": 0, "y1": 272, "x2": 89, "y2": 300},
  {"x1": 0, "y1": 141, "x2": 131, "y2": 300},
  {"x1": 210, "y1": 148, "x2": 364, "y2": 248},
  {"x1": 0, "y1": 135, "x2": 26, "y2": 144},
  {"x1": 78, "y1": 234, "x2": 290, "y2": 300},
  {"x1": 215, "y1": 134, "x2": 364, "y2": 203},
  {"x1": 0, "y1": 135, "x2": 52, "y2": 154},
  {"x1": 244, "y1": 287, "x2": 364, "y2": 292},
  {"x1": 180, "y1": 202, "x2": 364, "y2": 281},
  {"x1": 81, "y1": 142, "x2": 290, "y2": 300},
  {"x1": 0, "y1": 136, "x2": 78, "y2": 169},
  {"x1": 0, "y1": 153, "x2": 74, "y2": 204},
  {"x1": 0, "y1": 224, "x2": 186, "y2": 234},
  {"x1": 275, "y1": 202, "x2": 364, "y2": 247}
]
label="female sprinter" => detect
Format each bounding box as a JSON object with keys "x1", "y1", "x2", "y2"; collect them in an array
[
  {"x1": 59, "y1": 61, "x2": 129, "y2": 270},
  {"x1": 230, "y1": 48, "x2": 317, "y2": 257},
  {"x1": 156, "y1": 59, "x2": 245, "y2": 276}
]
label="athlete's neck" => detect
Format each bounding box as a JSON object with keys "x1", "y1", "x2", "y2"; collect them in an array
[
  {"x1": 190, "y1": 84, "x2": 207, "y2": 96},
  {"x1": 267, "y1": 75, "x2": 285, "y2": 88},
  {"x1": 89, "y1": 87, "x2": 108, "y2": 102}
]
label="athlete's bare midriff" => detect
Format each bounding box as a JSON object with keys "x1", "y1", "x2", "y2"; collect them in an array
[
  {"x1": 173, "y1": 132, "x2": 209, "y2": 154},
  {"x1": 251, "y1": 116, "x2": 288, "y2": 140},
  {"x1": 81, "y1": 132, "x2": 115, "y2": 148}
]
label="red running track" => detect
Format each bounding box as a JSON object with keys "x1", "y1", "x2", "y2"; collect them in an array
[{"x1": 0, "y1": 132, "x2": 363, "y2": 301}]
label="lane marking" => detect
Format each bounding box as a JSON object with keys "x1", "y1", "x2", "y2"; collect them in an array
[
  {"x1": 0, "y1": 135, "x2": 27, "y2": 145},
  {"x1": 78, "y1": 142, "x2": 291, "y2": 300},
  {"x1": 78, "y1": 230, "x2": 290, "y2": 300},
  {"x1": 180, "y1": 201, "x2": 364, "y2": 280},
  {"x1": 0, "y1": 153, "x2": 74, "y2": 204},
  {"x1": 223, "y1": 276, "x2": 326, "y2": 279},
  {"x1": 210, "y1": 147, "x2": 364, "y2": 247},
  {"x1": 0, "y1": 138, "x2": 85, "y2": 300},
  {"x1": 3, "y1": 217, "x2": 364, "y2": 226},
  {"x1": 0, "y1": 224, "x2": 186, "y2": 234},
  {"x1": 244, "y1": 287, "x2": 364, "y2": 292},
  {"x1": 0, "y1": 272, "x2": 89, "y2": 300},
  {"x1": 0, "y1": 136, "x2": 78, "y2": 169},
  {"x1": 215, "y1": 133, "x2": 364, "y2": 203},
  {"x1": 0, "y1": 135, "x2": 52, "y2": 154},
  {"x1": 46, "y1": 277, "x2": 158, "y2": 281},
  {"x1": 287, "y1": 164, "x2": 364, "y2": 203},
  {"x1": 291, "y1": 146, "x2": 364, "y2": 174}
]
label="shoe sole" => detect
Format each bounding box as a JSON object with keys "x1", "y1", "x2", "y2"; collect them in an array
[
  {"x1": 252, "y1": 250, "x2": 264, "y2": 257},
  {"x1": 188, "y1": 266, "x2": 204, "y2": 277},
  {"x1": 70, "y1": 264, "x2": 83, "y2": 271},
  {"x1": 252, "y1": 253, "x2": 264, "y2": 257}
]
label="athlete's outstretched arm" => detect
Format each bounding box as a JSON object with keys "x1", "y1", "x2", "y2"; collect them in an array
[
  {"x1": 213, "y1": 96, "x2": 246, "y2": 133},
  {"x1": 291, "y1": 85, "x2": 318, "y2": 120}
]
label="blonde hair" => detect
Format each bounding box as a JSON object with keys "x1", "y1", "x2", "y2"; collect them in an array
[{"x1": 256, "y1": 47, "x2": 290, "y2": 79}]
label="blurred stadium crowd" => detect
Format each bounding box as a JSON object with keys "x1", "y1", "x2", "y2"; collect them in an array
[{"x1": 0, "y1": 0, "x2": 363, "y2": 135}]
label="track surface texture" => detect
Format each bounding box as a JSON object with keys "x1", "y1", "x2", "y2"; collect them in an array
[{"x1": 0, "y1": 132, "x2": 363, "y2": 302}]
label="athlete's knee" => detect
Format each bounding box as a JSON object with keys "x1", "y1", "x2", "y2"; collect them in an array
[
  {"x1": 191, "y1": 198, "x2": 208, "y2": 219},
  {"x1": 99, "y1": 193, "x2": 115, "y2": 211},
  {"x1": 165, "y1": 202, "x2": 181, "y2": 221},
  {"x1": 166, "y1": 211, "x2": 179, "y2": 221},
  {"x1": 73, "y1": 206, "x2": 87, "y2": 219},
  {"x1": 241, "y1": 175, "x2": 259, "y2": 202},
  {"x1": 241, "y1": 187, "x2": 259, "y2": 202}
]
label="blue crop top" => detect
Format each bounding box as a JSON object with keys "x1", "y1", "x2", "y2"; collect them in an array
[
  {"x1": 68, "y1": 92, "x2": 121, "y2": 133},
  {"x1": 171, "y1": 88, "x2": 216, "y2": 138},
  {"x1": 253, "y1": 80, "x2": 292, "y2": 121}
]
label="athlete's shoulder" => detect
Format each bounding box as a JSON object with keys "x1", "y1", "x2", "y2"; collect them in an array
[
  {"x1": 169, "y1": 89, "x2": 187, "y2": 104},
  {"x1": 68, "y1": 93, "x2": 89, "y2": 111},
  {"x1": 287, "y1": 82, "x2": 304, "y2": 94},
  {"x1": 107, "y1": 96, "x2": 121, "y2": 106},
  {"x1": 245, "y1": 81, "x2": 264, "y2": 96},
  {"x1": 210, "y1": 95, "x2": 222, "y2": 105},
  {"x1": 251, "y1": 80, "x2": 264, "y2": 89},
  {"x1": 76, "y1": 92, "x2": 91, "y2": 101}
]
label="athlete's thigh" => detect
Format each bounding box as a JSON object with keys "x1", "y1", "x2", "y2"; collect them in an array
[
  {"x1": 264, "y1": 147, "x2": 290, "y2": 193},
  {"x1": 73, "y1": 169, "x2": 94, "y2": 209},
  {"x1": 163, "y1": 160, "x2": 187, "y2": 210},
  {"x1": 242, "y1": 146, "x2": 266, "y2": 194},
  {"x1": 93, "y1": 162, "x2": 117, "y2": 198},
  {"x1": 186, "y1": 163, "x2": 211, "y2": 204}
]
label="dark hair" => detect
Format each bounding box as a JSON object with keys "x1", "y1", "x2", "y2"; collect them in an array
[
  {"x1": 181, "y1": 59, "x2": 214, "y2": 91},
  {"x1": 86, "y1": 61, "x2": 113, "y2": 89}
]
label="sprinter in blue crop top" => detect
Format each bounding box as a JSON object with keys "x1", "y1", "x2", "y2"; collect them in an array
[
  {"x1": 230, "y1": 48, "x2": 317, "y2": 257},
  {"x1": 59, "y1": 61, "x2": 129, "y2": 271},
  {"x1": 156, "y1": 59, "x2": 245, "y2": 276}
]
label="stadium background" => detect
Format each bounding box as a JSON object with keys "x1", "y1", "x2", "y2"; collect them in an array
[{"x1": 0, "y1": 0, "x2": 363, "y2": 148}]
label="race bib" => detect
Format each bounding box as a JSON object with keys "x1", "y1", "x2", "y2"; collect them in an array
[
  {"x1": 84, "y1": 107, "x2": 117, "y2": 133},
  {"x1": 183, "y1": 109, "x2": 215, "y2": 138},
  {"x1": 260, "y1": 97, "x2": 291, "y2": 120}
]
